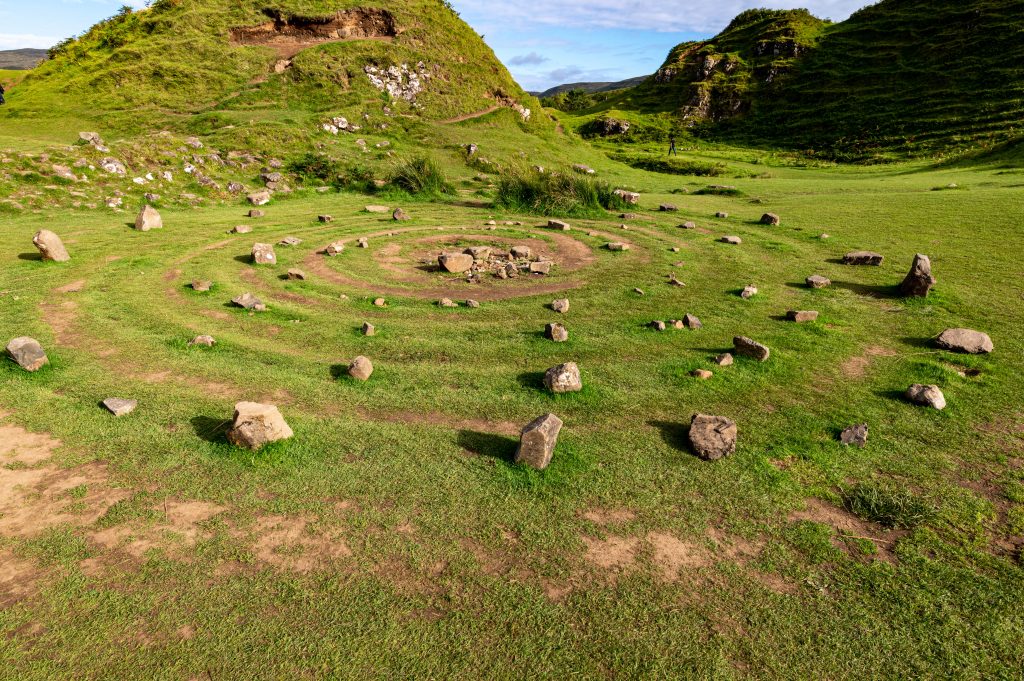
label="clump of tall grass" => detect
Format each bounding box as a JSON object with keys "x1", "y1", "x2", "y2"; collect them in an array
[
  {"x1": 388, "y1": 156, "x2": 455, "y2": 198},
  {"x1": 494, "y1": 165, "x2": 630, "y2": 217},
  {"x1": 842, "y1": 482, "x2": 935, "y2": 529}
]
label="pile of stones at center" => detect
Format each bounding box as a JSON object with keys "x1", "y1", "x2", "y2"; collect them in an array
[{"x1": 437, "y1": 244, "x2": 553, "y2": 280}]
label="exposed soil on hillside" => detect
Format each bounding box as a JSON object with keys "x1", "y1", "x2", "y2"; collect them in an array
[{"x1": 230, "y1": 8, "x2": 398, "y2": 58}]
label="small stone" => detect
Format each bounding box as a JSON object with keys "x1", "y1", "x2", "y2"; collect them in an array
[
  {"x1": 232, "y1": 292, "x2": 266, "y2": 311},
  {"x1": 251, "y1": 243, "x2": 276, "y2": 265},
  {"x1": 439, "y1": 298, "x2": 457, "y2": 308},
  {"x1": 6, "y1": 337, "x2": 48, "y2": 372},
  {"x1": 543, "y1": 362, "x2": 583, "y2": 393},
  {"x1": 134, "y1": 205, "x2": 162, "y2": 231},
  {"x1": 650, "y1": 321, "x2": 667, "y2": 332},
  {"x1": 606, "y1": 242, "x2": 630, "y2": 251},
  {"x1": 365, "y1": 205, "x2": 390, "y2": 213},
  {"x1": 33, "y1": 230, "x2": 70, "y2": 262},
  {"x1": 392, "y1": 208, "x2": 411, "y2": 221},
  {"x1": 844, "y1": 251, "x2": 884, "y2": 266},
  {"x1": 227, "y1": 402, "x2": 293, "y2": 450},
  {"x1": 679, "y1": 221, "x2": 697, "y2": 230},
  {"x1": 682, "y1": 314, "x2": 702, "y2": 329},
  {"x1": 362, "y1": 322, "x2": 376, "y2": 336},
  {"x1": 348, "y1": 356, "x2": 374, "y2": 381},
  {"x1": 357, "y1": 238, "x2": 369, "y2": 249},
  {"x1": 688, "y1": 414, "x2": 737, "y2": 461},
  {"x1": 691, "y1": 369, "x2": 713, "y2": 380},
  {"x1": 840, "y1": 424, "x2": 868, "y2": 448},
  {"x1": 721, "y1": 236, "x2": 742, "y2": 245},
  {"x1": 614, "y1": 189, "x2": 641, "y2": 204},
  {"x1": 659, "y1": 204, "x2": 679, "y2": 212},
  {"x1": 714, "y1": 353, "x2": 734, "y2": 367},
  {"x1": 189, "y1": 335, "x2": 216, "y2": 347},
  {"x1": 463, "y1": 246, "x2": 491, "y2": 260},
  {"x1": 318, "y1": 215, "x2": 334, "y2": 223},
  {"x1": 548, "y1": 219, "x2": 571, "y2": 231},
  {"x1": 668, "y1": 274, "x2": 686, "y2": 287},
  {"x1": 545, "y1": 323, "x2": 569, "y2": 342},
  {"x1": 511, "y1": 246, "x2": 531, "y2": 259},
  {"x1": 466, "y1": 299, "x2": 480, "y2": 309},
  {"x1": 439, "y1": 253, "x2": 474, "y2": 273},
  {"x1": 818, "y1": 233, "x2": 830, "y2": 240},
  {"x1": 787, "y1": 310, "x2": 819, "y2": 323},
  {"x1": 734, "y1": 336, "x2": 770, "y2": 361},
  {"x1": 900, "y1": 254, "x2": 936, "y2": 297},
  {"x1": 279, "y1": 236, "x2": 302, "y2": 247},
  {"x1": 936, "y1": 328, "x2": 993, "y2": 354},
  {"x1": 716, "y1": 212, "x2": 729, "y2": 218},
  {"x1": 102, "y1": 398, "x2": 137, "y2": 417},
  {"x1": 634, "y1": 288, "x2": 645, "y2": 296},
  {"x1": 806, "y1": 275, "x2": 831, "y2": 289},
  {"x1": 515, "y1": 414, "x2": 564, "y2": 470},
  {"x1": 325, "y1": 242, "x2": 345, "y2": 257},
  {"x1": 231, "y1": 225, "x2": 252, "y2": 234},
  {"x1": 906, "y1": 384, "x2": 946, "y2": 410},
  {"x1": 373, "y1": 298, "x2": 387, "y2": 307},
  {"x1": 247, "y1": 190, "x2": 271, "y2": 207},
  {"x1": 287, "y1": 269, "x2": 306, "y2": 281},
  {"x1": 530, "y1": 261, "x2": 553, "y2": 275},
  {"x1": 191, "y1": 280, "x2": 212, "y2": 292},
  {"x1": 671, "y1": 247, "x2": 681, "y2": 253},
  {"x1": 552, "y1": 299, "x2": 570, "y2": 314},
  {"x1": 760, "y1": 213, "x2": 781, "y2": 226},
  {"x1": 741, "y1": 285, "x2": 758, "y2": 299},
  {"x1": 249, "y1": 209, "x2": 266, "y2": 218}
]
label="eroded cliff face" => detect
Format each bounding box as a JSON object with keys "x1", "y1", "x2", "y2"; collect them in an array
[{"x1": 230, "y1": 7, "x2": 399, "y2": 58}]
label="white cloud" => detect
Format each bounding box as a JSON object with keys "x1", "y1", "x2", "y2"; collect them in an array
[
  {"x1": 0, "y1": 33, "x2": 58, "y2": 49},
  {"x1": 455, "y1": 0, "x2": 872, "y2": 33}
]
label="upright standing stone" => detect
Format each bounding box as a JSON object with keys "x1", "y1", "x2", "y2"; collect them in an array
[
  {"x1": 32, "y1": 230, "x2": 71, "y2": 262},
  {"x1": 227, "y1": 402, "x2": 293, "y2": 449},
  {"x1": 6, "y1": 337, "x2": 48, "y2": 372},
  {"x1": 689, "y1": 414, "x2": 737, "y2": 461},
  {"x1": 515, "y1": 414, "x2": 564, "y2": 470},
  {"x1": 134, "y1": 205, "x2": 163, "y2": 231},
  {"x1": 900, "y1": 254, "x2": 936, "y2": 297}
]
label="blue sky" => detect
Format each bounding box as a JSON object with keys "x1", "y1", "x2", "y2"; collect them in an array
[{"x1": 0, "y1": 0, "x2": 871, "y2": 90}]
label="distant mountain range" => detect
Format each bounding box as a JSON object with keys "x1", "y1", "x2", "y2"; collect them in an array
[
  {"x1": 0, "y1": 48, "x2": 47, "y2": 70},
  {"x1": 531, "y1": 76, "x2": 649, "y2": 99}
]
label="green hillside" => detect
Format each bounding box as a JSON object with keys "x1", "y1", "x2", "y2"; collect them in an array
[{"x1": 4, "y1": 0, "x2": 538, "y2": 132}]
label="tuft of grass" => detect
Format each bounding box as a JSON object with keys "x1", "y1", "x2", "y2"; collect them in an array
[
  {"x1": 611, "y1": 153, "x2": 728, "y2": 177},
  {"x1": 388, "y1": 156, "x2": 455, "y2": 198},
  {"x1": 494, "y1": 166, "x2": 630, "y2": 217},
  {"x1": 842, "y1": 482, "x2": 936, "y2": 529}
]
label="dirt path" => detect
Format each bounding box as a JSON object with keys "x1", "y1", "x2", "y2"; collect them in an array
[{"x1": 439, "y1": 106, "x2": 501, "y2": 125}]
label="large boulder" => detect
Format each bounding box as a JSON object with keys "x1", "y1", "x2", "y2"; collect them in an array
[
  {"x1": 906, "y1": 384, "x2": 946, "y2": 410},
  {"x1": 227, "y1": 402, "x2": 294, "y2": 450},
  {"x1": 734, "y1": 336, "x2": 770, "y2": 361},
  {"x1": 438, "y1": 253, "x2": 474, "y2": 273},
  {"x1": 6, "y1": 337, "x2": 48, "y2": 372},
  {"x1": 900, "y1": 254, "x2": 936, "y2": 297},
  {"x1": 134, "y1": 205, "x2": 162, "y2": 231},
  {"x1": 844, "y1": 251, "x2": 884, "y2": 266},
  {"x1": 251, "y1": 243, "x2": 277, "y2": 265},
  {"x1": 936, "y1": 328, "x2": 993, "y2": 354},
  {"x1": 543, "y1": 362, "x2": 582, "y2": 394},
  {"x1": 688, "y1": 414, "x2": 737, "y2": 461},
  {"x1": 515, "y1": 413, "x2": 564, "y2": 470},
  {"x1": 32, "y1": 230, "x2": 70, "y2": 262}
]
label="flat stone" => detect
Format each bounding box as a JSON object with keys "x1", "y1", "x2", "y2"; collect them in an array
[
  {"x1": 102, "y1": 398, "x2": 137, "y2": 417},
  {"x1": 844, "y1": 251, "x2": 884, "y2": 266},
  {"x1": 134, "y1": 205, "x2": 162, "y2": 231},
  {"x1": 543, "y1": 362, "x2": 583, "y2": 393},
  {"x1": 318, "y1": 215, "x2": 334, "y2": 223},
  {"x1": 231, "y1": 292, "x2": 266, "y2": 311},
  {"x1": 787, "y1": 310, "x2": 819, "y2": 323},
  {"x1": 438, "y1": 298, "x2": 458, "y2": 308},
  {"x1": 227, "y1": 402, "x2": 293, "y2": 450},
  {"x1": 439, "y1": 253, "x2": 474, "y2": 273},
  {"x1": 691, "y1": 369, "x2": 713, "y2": 380},
  {"x1": 248, "y1": 209, "x2": 266, "y2": 218},
  {"x1": 734, "y1": 336, "x2": 770, "y2": 361},
  {"x1": 465, "y1": 246, "x2": 492, "y2": 260},
  {"x1": 6, "y1": 337, "x2": 48, "y2": 372},
  {"x1": 325, "y1": 242, "x2": 345, "y2": 257},
  {"x1": 192, "y1": 280, "x2": 212, "y2": 292},
  {"x1": 348, "y1": 356, "x2": 374, "y2": 381},
  {"x1": 840, "y1": 424, "x2": 868, "y2": 448},
  {"x1": 251, "y1": 243, "x2": 276, "y2": 265},
  {"x1": 189, "y1": 335, "x2": 216, "y2": 347},
  {"x1": 33, "y1": 230, "x2": 70, "y2": 262},
  {"x1": 716, "y1": 212, "x2": 729, "y2": 218},
  {"x1": 510, "y1": 246, "x2": 531, "y2": 259},
  {"x1": 247, "y1": 190, "x2": 271, "y2": 207},
  {"x1": 548, "y1": 219, "x2": 571, "y2": 231},
  {"x1": 279, "y1": 236, "x2": 302, "y2": 247},
  {"x1": 689, "y1": 414, "x2": 737, "y2": 461},
  {"x1": 721, "y1": 236, "x2": 742, "y2": 245},
  {"x1": 900, "y1": 254, "x2": 936, "y2": 297},
  {"x1": 365, "y1": 205, "x2": 390, "y2": 213},
  {"x1": 515, "y1": 414, "x2": 564, "y2": 470},
  {"x1": 806, "y1": 275, "x2": 831, "y2": 289},
  {"x1": 659, "y1": 204, "x2": 679, "y2": 212},
  {"x1": 287, "y1": 269, "x2": 306, "y2": 280},
  {"x1": 906, "y1": 384, "x2": 946, "y2": 410},
  {"x1": 530, "y1": 261, "x2": 553, "y2": 275},
  {"x1": 936, "y1": 328, "x2": 993, "y2": 354},
  {"x1": 545, "y1": 323, "x2": 569, "y2": 342},
  {"x1": 679, "y1": 221, "x2": 697, "y2": 230},
  {"x1": 551, "y1": 299, "x2": 570, "y2": 314},
  {"x1": 606, "y1": 242, "x2": 630, "y2": 251}
]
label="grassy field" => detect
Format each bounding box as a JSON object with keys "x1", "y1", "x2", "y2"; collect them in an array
[{"x1": 1, "y1": 130, "x2": 1023, "y2": 678}]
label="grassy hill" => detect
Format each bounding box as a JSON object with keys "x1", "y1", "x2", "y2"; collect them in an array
[{"x1": 532, "y1": 75, "x2": 649, "y2": 99}]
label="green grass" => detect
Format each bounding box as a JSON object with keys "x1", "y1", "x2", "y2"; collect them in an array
[
  {"x1": 0, "y1": 139, "x2": 1022, "y2": 677},
  {"x1": 494, "y1": 165, "x2": 631, "y2": 217}
]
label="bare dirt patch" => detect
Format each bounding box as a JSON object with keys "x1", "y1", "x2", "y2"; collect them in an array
[
  {"x1": 790, "y1": 498, "x2": 905, "y2": 562},
  {"x1": 0, "y1": 548, "x2": 45, "y2": 607},
  {"x1": 582, "y1": 508, "x2": 637, "y2": 525},
  {"x1": 581, "y1": 535, "x2": 640, "y2": 574},
  {"x1": 251, "y1": 515, "x2": 352, "y2": 573},
  {"x1": 841, "y1": 345, "x2": 898, "y2": 379},
  {"x1": 230, "y1": 8, "x2": 398, "y2": 59},
  {"x1": 646, "y1": 531, "x2": 711, "y2": 580},
  {"x1": 55, "y1": 279, "x2": 86, "y2": 294}
]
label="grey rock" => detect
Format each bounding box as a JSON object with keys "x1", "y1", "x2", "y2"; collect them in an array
[
  {"x1": 362, "y1": 322, "x2": 376, "y2": 336},
  {"x1": 721, "y1": 236, "x2": 742, "y2": 245},
  {"x1": 189, "y1": 335, "x2": 216, "y2": 347},
  {"x1": 251, "y1": 243, "x2": 276, "y2": 265},
  {"x1": 33, "y1": 230, "x2": 70, "y2": 262},
  {"x1": 530, "y1": 261, "x2": 553, "y2": 275},
  {"x1": 102, "y1": 398, "x2": 137, "y2": 417},
  {"x1": 900, "y1": 254, "x2": 936, "y2": 297},
  {"x1": 733, "y1": 336, "x2": 770, "y2": 361},
  {"x1": 787, "y1": 310, "x2": 819, "y2": 323},
  {"x1": 232, "y1": 293, "x2": 266, "y2": 311},
  {"x1": 936, "y1": 328, "x2": 993, "y2": 354},
  {"x1": 714, "y1": 353, "x2": 734, "y2": 366},
  {"x1": 348, "y1": 356, "x2": 374, "y2": 381},
  {"x1": 551, "y1": 299, "x2": 570, "y2": 314},
  {"x1": 192, "y1": 280, "x2": 212, "y2": 292},
  {"x1": 515, "y1": 414, "x2": 564, "y2": 470},
  {"x1": 906, "y1": 384, "x2": 946, "y2": 410},
  {"x1": 227, "y1": 402, "x2": 293, "y2": 450},
  {"x1": 543, "y1": 362, "x2": 582, "y2": 393},
  {"x1": 806, "y1": 275, "x2": 831, "y2": 289},
  {"x1": 760, "y1": 213, "x2": 781, "y2": 226},
  {"x1": 548, "y1": 219, "x2": 571, "y2": 231},
  {"x1": 287, "y1": 269, "x2": 306, "y2": 280},
  {"x1": 683, "y1": 314, "x2": 703, "y2": 329},
  {"x1": 6, "y1": 337, "x2": 48, "y2": 372},
  {"x1": 134, "y1": 205, "x2": 162, "y2": 231},
  {"x1": 392, "y1": 208, "x2": 411, "y2": 221},
  {"x1": 247, "y1": 190, "x2": 272, "y2": 206},
  {"x1": 545, "y1": 323, "x2": 569, "y2": 342},
  {"x1": 439, "y1": 253, "x2": 474, "y2": 273},
  {"x1": 840, "y1": 424, "x2": 868, "y2": 448},
  {"x1": 844, "y1": 251, "x2": 884, "y2": 266},
  {"x1": 689, "y1": 414, "x2": 737, "y2": 461}
]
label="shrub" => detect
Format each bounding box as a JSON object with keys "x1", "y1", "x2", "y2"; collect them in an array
[
  {"x1": 614, "y1": 154, "x2": 727, "y2": 177},
  {"x1": 842, "y1": 482, "x2": 935, "y2": 529},
  {"x1": 388, "y1": 157, "x2": 454, "y2": 197},
  {"x1": 495, "y1": 166, "x2": 629, "y2": 217}
]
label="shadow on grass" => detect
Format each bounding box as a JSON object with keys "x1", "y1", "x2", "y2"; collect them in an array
[
  {"x1": 191, "y1": 415, "x2": 231, "y2": 444},
  {"x1": 233, "y1": 255, "x2": 253, "y2": 264},
  {"x1": 517, "y1": 371, "x2": 547, "y2": 391},
  {"x1": 456, "y1": 429, "x2": 517, "y2": 463},
  {"x1": 831, "y1": 281, "x2": 900, "y2": 298},
  {"x1": 648, "y1": 420, "x2": 692, "y2": 454},
  {"x1": 875, "y1": 389, "x2": 909, "y2": 404},
  {"x1": 17, "y1": 253, "x2": 41, "y2": 261},
  {"x1": 329, "y1": 364, "x2": 350, "y2": 379}
]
